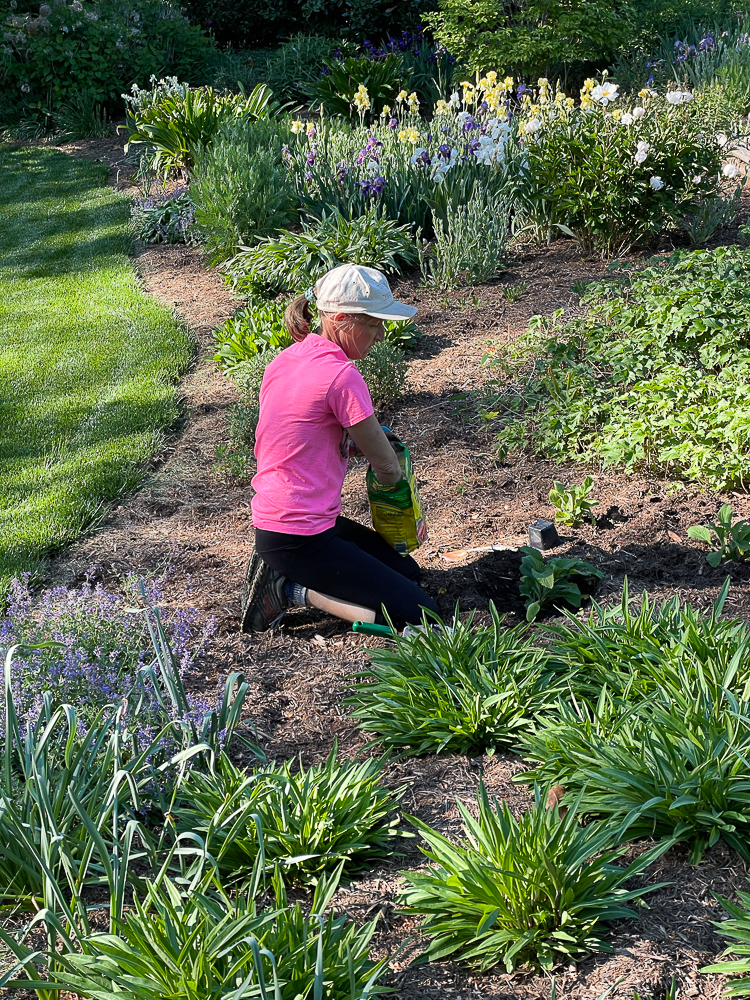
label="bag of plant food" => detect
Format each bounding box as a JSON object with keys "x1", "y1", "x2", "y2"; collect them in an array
[{"x1": 367, "y1": 442, "x2": 428, "y2": 554}]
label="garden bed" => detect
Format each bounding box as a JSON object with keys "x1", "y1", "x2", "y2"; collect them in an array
[{"x1": 34, "y1": 138, "x2": 750, "y2": 1000}]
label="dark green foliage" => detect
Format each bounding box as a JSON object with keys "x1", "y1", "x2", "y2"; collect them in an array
[
  {"x1": 0, "y1": 0, "x2": 211, "y2": 130},
  {"x1": 349, "y1": 607, "x2": 561, "y2": 756},
  {"x1": 519, "y1": 547, "x2": 603, "y2": 622},
  {"x1": 191, "y1": 118, "x2": 296, "y2": 263},
  {"x1": 174, "y1": 748, "x2": 403, "y2": 885},
  {"x1": 426, "y1": 0, "x2": 630, "y2": 79},
  {"x1": 303, "y1": 53, "x2": 408, "y2": 117},
  {"x1": 228, "y1": 210, "x2": 418, "y2": 295},
  {"x1": 176, "y1": 0, "x2": 432, "y2": 48},
  {"x1": 401, "y1": 785, "x2": 668, "y2": 973},
  {"x1": 213, "y1": 299, "x2": 292, "y2": 370},
  {"x1": 485, "y1": 247, "x2": 750, "y2": 488},
  {"x1": 264, "y1": 34, "x2": 355, "y2": 105}
]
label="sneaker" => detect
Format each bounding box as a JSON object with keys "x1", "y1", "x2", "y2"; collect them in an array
[{"x1": 241, "y1": 551, "x2": 288, "y2": 633}]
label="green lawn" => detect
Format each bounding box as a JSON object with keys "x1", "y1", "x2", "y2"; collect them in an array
[{"x1": 0, "y1": 144, "x2": 194, "y2": 597}]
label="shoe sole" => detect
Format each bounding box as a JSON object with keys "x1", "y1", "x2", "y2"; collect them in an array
[{"x1": 241, "y1": 552, "x2": 287, "y2": 633}]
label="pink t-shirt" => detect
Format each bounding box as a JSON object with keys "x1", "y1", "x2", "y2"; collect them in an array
[{"x1": 251, "y1": 334, "x2": 375, "y2": 534}]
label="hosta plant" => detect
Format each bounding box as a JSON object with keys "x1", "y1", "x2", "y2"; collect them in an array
[
  {"x1": 401, "y1": 784, "x2": 668, "y2": 973},
  {"x1": 519, "y1": 547, "x2": 603, "y2": 622},
  {"x1": 348, "y1": 606, "x2": 560, "y2": 756},
  {"x1": 213, "y1": 299, "x2": 292, "y2": 371},
  {"x1": 28, "y1": 867, "x2": 391, "y2": 1000},
  {"x1": 688, "y1": 504, "x2": 750, "y2": 567},
  {"x1": 174, "y1": 746, "x2": 403, "y2": 885},
  {"x1": 702, "y1": 883, "x2": 750, "y2": 994},
  {"x1": 548, "y1": 476, "x2": 599, "y2": 527},
  {"x1": 227, "y1": 210, "x2": 418, "y2": 295}
]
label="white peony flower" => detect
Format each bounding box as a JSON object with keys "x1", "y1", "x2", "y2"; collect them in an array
[
  {"x1": 723, "y1": 162, "x2": 740, "y2": 179},
  {"x1": 632, "y1": 106, "x2": 646, "y2": 119},
  {"x1": 666, "y1": 90, "x2": 694, "y2": 105},
  {"x1": 635, "y1": 151, "x2": 648, "y2": 164},
  {"x1": 637, "y1": 141, "x2": 650, "y2": 153},
  {"x1": 693, "y1": 174, "x2": 703, "y2": 184},
  {"x1": 649, "y1": 175, "x2": 665, "y2": 190},
  {"x1": 591, "y1": 81, "x2": 619, "y2": 105},
  {"x1": 620, "y1": 113, "x2": 634, "y2": 125}
]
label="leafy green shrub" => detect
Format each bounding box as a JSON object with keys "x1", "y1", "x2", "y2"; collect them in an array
[
  {"x1": 228, "y1": 209, "x2": 418, "y2": 294},
  {"x1": 548, "y1": 476, "x2": 598, "y2": 527},
  {"x1": 544, "y1": 579, "x2": 750, "y2": 705},
  {"x1": 702, "y1": 884, "x2": 750, "y2": 993},
  {"x1": 517, "y1": 687, "x2": 750, "y2": 863},
  {"x1": 349, "y1": 607, "x2": 561, "y2": 755},
  {"x1": 191, "y1": 119, "x2": 296, "y2": 263},
  {"x1": 174, "y1": 747, "x2": 403, "y2": 884},
  {"x1": 688, "y1": 504, "x2": 750, "y2": 567},
  {"x1": 131, "y1": 187, "x2": 196, "y2": 245},
  {"x1": 400, "y1": 785, "x2": 667, "y2": 973},
  {"x1": 264, "y1": 34, "x2": 354, "y2": 104},
  {"x1": 123, "y1": 80, "x2": 275, "y2": 176},
  {"x1": 42, "y1": 867, "x2": 390, "y2": 1000},
  {"x1": 519, "y1": 547, "x2": 603, "y2": 622},
  {"x1": 213, "y1": 299, "x2": 292, "y2": 370},
  {"x1": 384, "y1": 317, "x2": 421, "y2": 351},
  {"x1": 355, "y1": 340, "x2": 408, "y2": 407},
  {"x1": 483, "y1": 246, "x2": 750, "y2": 488},
  {"x1": 0, "y1": 0, "x2": 212, "y2": 129},
  {"x1": 420, "y1": 188, "x2": 511, "y2": 288},
  {"x1": 426, "y1": 0, "x2": 629, "y2": 79},
  {"x1": 514, "y1": 89, "x2": 726, "y2": 257},
  {"x1": 51, "y1": 92, "x2": 112, "y2": 141},
  {"x1": 303, "y1": 53, "x2": 409, "y2": 117}
]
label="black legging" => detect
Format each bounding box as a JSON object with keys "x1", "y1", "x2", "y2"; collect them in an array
[{"x1": 255, "y1": 516, "x2": 439, "y2": 629}]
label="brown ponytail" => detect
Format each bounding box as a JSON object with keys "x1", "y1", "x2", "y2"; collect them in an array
[{"x1": 285, "y1": 295, "x2": 312, "y2": 343}]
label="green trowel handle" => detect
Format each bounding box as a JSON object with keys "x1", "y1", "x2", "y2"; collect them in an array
[{"x1": 352, "y1": 621, "x2": 396, "y2": 637}]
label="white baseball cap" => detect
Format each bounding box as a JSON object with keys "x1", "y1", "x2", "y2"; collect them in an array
[{"x1": 313, "y1": 264, "x2": 418, "y2": 321}]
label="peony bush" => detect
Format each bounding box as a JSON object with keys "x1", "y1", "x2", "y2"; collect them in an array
[{"x1": 513, "y1": 75, "x2": 730, "y2": 255}]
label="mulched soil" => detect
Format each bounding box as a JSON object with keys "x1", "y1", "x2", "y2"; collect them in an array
[{"x1": 36, "y1": 137, "x2": 750, "y2": 998}]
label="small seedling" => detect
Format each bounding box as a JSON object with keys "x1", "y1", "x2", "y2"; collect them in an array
[
  {"x1": 549, "y1": 477, "x2": 599, "y2": 527},
  {"x1": 687, "y1": 504, "x2": 750, "y2": 566},
  {"x1": 502, "y1": 281, "x2": 527, "y2": 303},
  {"x1": 519, "y1": 546, "x2": 603, "y2": 622},
  {"x1": 571, "y1": 279, "x2": 590, "y2": 295}
]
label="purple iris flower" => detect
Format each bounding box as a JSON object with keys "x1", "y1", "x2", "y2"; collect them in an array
[
  {"x1": 462, "y1": 117, "x2": 478, "y2": 132},
  {"x1": 389, "y1": 117, "x2": 398, "y2": 129},
  {"x1": 336, "y1": 161, "x2": 349, "y2": 181},
  {"x1": 438, "y1": 143, "x2": 451, "y2": 160},
  {"x1": 304, "y1": 170, "x2": 313, "y2": 182}
]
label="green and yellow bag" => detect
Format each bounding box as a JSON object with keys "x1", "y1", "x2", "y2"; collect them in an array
[{"x1": 367, "y1": 442, "x2": 428, "y2": 555}]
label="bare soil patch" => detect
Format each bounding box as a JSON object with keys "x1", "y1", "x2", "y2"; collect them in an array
[{"x1": 42, "y1": 139, "x2": 750, "y2": 998}]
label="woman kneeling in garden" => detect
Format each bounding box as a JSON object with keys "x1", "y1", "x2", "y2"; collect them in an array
[{"x1": 241, "y1": 264, "x2": 439, "y2": 633}]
